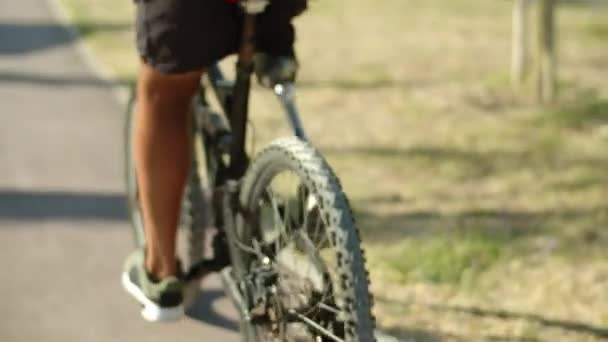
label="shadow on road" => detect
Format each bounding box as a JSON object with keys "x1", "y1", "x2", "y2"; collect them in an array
[
  {"x1": 186, "y1": 289, "x2": 239, "y2": 332},
  {"x1": 0, "y1": 70, "x2": 133, "y2": 88},
  {"x1": 376, "y1": 295, "x2": 608, "y2": 340},
  {"x1": 0, "y1": 21, "x2": 134, "y2": 89},
  {"x1": 0, "y1": 189, "x2": 127, "y2": 222},
  {"x1": 297, "y1": 78, "x2": 431, "y2": 90},
  {"x1": 0, "y1": 21, "x2": 129, "y2": 55},
  {"x1": 427, "y1": 303, "x2": 608, "y2": 339}
]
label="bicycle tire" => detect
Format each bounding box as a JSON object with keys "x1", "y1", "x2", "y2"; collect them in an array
[
  {"x1": 124, "y1": 91, "x2": 145, "y2": 247},
  {"x1": 123, "y1": 91, "x2": 208, "y2": 269},
  {"x1": 237, "y1": 137, "x2": 376, "y2": 342}
]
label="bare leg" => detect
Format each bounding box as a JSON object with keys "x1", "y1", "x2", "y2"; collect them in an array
[{"x1": 135, "y1": 62, "x2": 203, "y2": 279}]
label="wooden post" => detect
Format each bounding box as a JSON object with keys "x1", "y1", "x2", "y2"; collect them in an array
[
  {"x1": 512, "y1": 0, "x2": 530, "y2": 86},
  {"x1": 537, "y1": 0, "x2": 557, "y2": 103}
]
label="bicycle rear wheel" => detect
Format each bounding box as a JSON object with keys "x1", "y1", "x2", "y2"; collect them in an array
[{"x1": 234, "y1": 137, "x2": 375, "y2": 342}]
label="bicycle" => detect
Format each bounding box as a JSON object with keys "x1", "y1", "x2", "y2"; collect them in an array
[{"x1": 124, "y1": 0, "x2": 375, "y2": 340}]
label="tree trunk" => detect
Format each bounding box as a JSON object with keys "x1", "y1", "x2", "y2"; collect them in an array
[
  {"x1": 512, "y1": 0, "x2": 530, "y2": 86},
  {"x1": 537, "y1": 0, "x2": 557, "y2": 103}
]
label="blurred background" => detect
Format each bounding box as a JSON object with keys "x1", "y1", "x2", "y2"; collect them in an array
[{"x1": 2, "y1": 0, "x2": 608, "y2": 340}]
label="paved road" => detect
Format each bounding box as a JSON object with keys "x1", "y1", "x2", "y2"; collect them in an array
[{"x1": 0, "y1": 1, "x2": 240, "y2": 341}]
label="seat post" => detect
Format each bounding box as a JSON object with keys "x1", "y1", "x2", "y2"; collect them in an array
[{"x1": 227, "y1": 1, "x2": 269, "y2": 178}]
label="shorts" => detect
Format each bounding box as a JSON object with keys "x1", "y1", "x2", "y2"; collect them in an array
[{"x1": 134, "y1": 0, "x2": 307, "y2": 74}]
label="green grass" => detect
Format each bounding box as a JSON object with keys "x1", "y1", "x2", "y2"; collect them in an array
[
  {"x1": 585, "y1": 21, "x2": 608, "y2": 40},
  {"x1": 542, "y1": 98, "x2": 608, "y2": 129},
  {"x1": 58, "y1": 0, "x2": 608, "y2": 340},
  {"x1": 384, "y1": 233, "x2": 503, "y2": 284}
]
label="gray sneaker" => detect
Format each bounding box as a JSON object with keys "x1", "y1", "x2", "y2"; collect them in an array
[{"x1": 121, "y1": 249, "x2": 185, "y2": 322}]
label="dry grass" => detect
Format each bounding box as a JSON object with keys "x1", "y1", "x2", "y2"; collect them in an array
[{"x1": 59, "y1": 0, "x2": 608, "y2": 340}]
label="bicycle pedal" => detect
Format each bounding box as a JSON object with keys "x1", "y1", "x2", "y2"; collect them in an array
[
  {"x1": 185, "y1": 259, "x2": 222, "y2": 281},
  {"x1": 211, "y1": 231, "x2": 231, "y2": 264}
]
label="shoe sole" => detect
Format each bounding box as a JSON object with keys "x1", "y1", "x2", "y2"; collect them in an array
[{"x1": 121, "y1": 272, "x2": 184, "y2": 322}]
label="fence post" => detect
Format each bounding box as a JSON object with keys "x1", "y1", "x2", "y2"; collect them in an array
[
  {"x1": 512, "y1": 0, "x2": 530, "y2": 86},
  {"x1": 537, "y1": 0, "x2": 557, "y2": 103}
]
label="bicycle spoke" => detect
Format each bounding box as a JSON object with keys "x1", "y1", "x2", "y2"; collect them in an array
[
  {"x1": 265, "y1": 188, "x2": 283, "y2": 258},
  {"x1": 249, "y1": 168, "x2": 367, "y2": 340},
  {"x1": 297, "y1": 198, "x2": 315, "y2": 288},
  {"x1": 289, "y1": 310, "x2": 343, "y2": 342},
  {"x1": 282, "y1": 191, "x2": 292, "y2": 234},
  {"x1": 311, "y1": 205, "x2": 325, "y2": 248},
  {"x1": 317, "y1": 302, "x2": 341, "y2": 315}
]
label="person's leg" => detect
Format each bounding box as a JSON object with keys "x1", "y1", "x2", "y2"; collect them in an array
[
  {"x1": 135, "y1": 62, "x2": 202, "y2": 279},
  {"x1": 123, "y1": 0, "x2": 236, "y2": 322}
]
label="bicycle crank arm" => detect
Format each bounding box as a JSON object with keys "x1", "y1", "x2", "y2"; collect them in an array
[{"x1": 184, "y1": 258, "x2": 229, "y2": 282}]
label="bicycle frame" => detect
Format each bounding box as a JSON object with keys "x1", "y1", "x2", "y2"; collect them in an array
[
  {"x1": 186, "y1": 1, "x2": 309, "y2": 326},
  {"x1": 205, "y1": 63, "x2": 308, "y2": 155},
  {"x1": 204, "y1": 50, "x2": 307, "y2": 180},
  {"x1": 125, "y1": 3, "x2": 374, "y2": 337}
]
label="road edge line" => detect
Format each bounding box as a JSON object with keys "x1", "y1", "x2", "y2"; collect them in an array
[{"x1": 44, "y1": 0, "x2": 130, "y2": 105}]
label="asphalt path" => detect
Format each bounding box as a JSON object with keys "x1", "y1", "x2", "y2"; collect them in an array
[{"x1": 0, "y1": 1, "x2": 240, "y2": 341}]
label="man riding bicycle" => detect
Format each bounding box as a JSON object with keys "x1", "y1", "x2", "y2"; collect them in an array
[{"x1": 122, "y1": 0, "x2": 307, "y2": 322}]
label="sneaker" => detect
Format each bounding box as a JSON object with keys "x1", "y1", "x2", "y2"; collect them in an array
[
  {"x1": 121, "y1": 249, "x2": 185, "y2": 322},
  {"x1": 254, "y1": 53, "x2": 299, "y2": 88}
]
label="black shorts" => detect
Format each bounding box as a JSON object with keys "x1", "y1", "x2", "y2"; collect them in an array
[{"x1": 135, "y1": 0, "x2": 307, "y2": 74}]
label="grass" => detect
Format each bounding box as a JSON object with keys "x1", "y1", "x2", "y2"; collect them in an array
[
  {"x1": 383, "y1": 232, "x2": 503, "y2": 284},
  {"x1": 541, "y1": 97, "x2": 608, "y2": 129},
  {"x1": 585, "y1": 21, "x2": 608, "y2": 40},
  {"x1": 57, "y1": 0, "x2": 608, "y2": 340}
]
